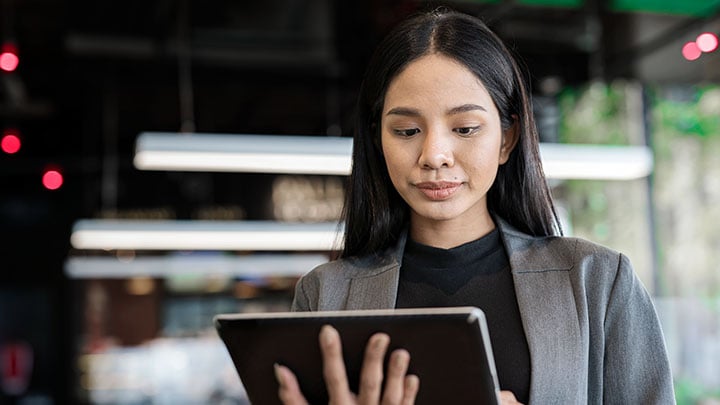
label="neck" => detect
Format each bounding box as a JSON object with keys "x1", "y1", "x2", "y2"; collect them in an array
[{"x1": 409, "y1": 213, "x2": 496, "y2": 249}]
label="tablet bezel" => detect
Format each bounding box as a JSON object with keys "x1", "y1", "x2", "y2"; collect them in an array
[{"x1": 214, "y1": 306, "x2": 501, "y2": 405}]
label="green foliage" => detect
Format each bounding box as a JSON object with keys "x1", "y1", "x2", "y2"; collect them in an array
[
  {"x1": 557, "y1": 81, "x2": 634, "y2": 145},
  {"x1": 674, "y1": 378, "x2": 720, "y2": 404},
  {"x1": 649, "y1": 85, "x2": 720, "y2": 146}
]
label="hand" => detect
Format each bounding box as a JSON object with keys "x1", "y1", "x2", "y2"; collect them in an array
[
  {"x1": 275, "y1": 324, "x2": 420, "y2": 404},
  {"x1": 499, "y1": 390, "x2": 524, "y2": 405}
]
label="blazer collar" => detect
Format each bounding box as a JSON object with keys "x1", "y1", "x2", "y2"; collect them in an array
[
  {"x1": 344, "y1": 217, "x2": 577, "y2": 308},
  {"x1": 495, "y1": 216, "x2": 575, "y2": 273},
  {"x1": 345, "y1": 217, "x2": 585, "y2": 402}
]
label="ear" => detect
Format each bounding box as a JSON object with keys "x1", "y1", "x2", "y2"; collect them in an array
[{"x1": 499, "y1": 116, "x2": 519, "y2": 165}]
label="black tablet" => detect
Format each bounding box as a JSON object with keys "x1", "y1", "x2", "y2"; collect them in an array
[{"x1": 214, "y1": 306, "x2": 500, "y2": 405}]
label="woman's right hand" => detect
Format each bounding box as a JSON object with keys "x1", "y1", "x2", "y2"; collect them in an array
[
  {"x1": 275, "y1": 324, "x2": 521, "y2": 405},
  {"x1": 275, "y1": 324, "x2": 420, "y2": 404}
]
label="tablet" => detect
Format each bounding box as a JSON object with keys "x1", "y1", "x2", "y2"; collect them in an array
[{"x1": 214, "y1": 306, "x2": 500, "y2": 405}]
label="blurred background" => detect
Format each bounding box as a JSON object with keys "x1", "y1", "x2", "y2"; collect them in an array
[{"x1": 1, "y1": 0, "x2": 719, "y2": 404}]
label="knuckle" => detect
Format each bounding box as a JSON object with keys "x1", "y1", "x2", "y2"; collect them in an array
[{"x1": 359, "y1": 374, "x2": 383, "y2": 392}]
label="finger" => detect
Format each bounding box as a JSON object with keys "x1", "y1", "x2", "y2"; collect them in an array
[
  {"x1": 401, "y1": 374, "x2": 420, "y2": 405},
  {"x1": 319, "y1": 325, "x2": 354, "y2": 404},
  {"x1": 499, "y1": 390, "x2": 523, "y2": 405},
  {"x1": 381, "y1": 349, "x2": 411, "y2": 404},
  {"x1": 357, "y1": 333, "x2": 390, "y2": 405},
  {"x1": 274, "y1": 363, "x2": 310, "y2": 405}
]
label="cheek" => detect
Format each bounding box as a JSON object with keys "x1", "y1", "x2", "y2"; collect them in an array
[
  {"x1": 381, "y1": 136, "x2": 402, "y2": 167},
  {"x1": 382, "y1": 148, "x2": 402, "y2": 180},
  {"x1": 381, "y1": 142, "x2": 409, "y2": 187},
  {"x1": 461, "y1": 144, "x2": 502, "y2": 176}
]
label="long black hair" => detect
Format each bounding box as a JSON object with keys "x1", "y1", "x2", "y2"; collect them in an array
[{"x1": 341, "y1": 8, "x2": 561, "y2": 258}]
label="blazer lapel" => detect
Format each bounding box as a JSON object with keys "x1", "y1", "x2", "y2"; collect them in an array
[
  {"x1": 499, "y1": 220, "x2": 587, "y2": 403},
  {"x1": 345, "y1": 265, "x2": 401, "y2": 309}
]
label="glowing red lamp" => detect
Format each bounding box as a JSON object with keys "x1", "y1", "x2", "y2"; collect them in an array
[
  {"x1": 0, "y1": 43, "x2": 19, "y2": 72},
  {"x1": 42, "y1": 169, "x2": 64, "y2": 190},
  {"x1": 1, "y1": 129, "x2": 21, "y2": 154}
]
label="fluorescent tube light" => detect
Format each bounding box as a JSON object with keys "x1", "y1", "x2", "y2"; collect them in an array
[
  {"x1": 539, "y1": 143, "x2": 653, "y2": 180},
  {"x1": 64, "y1": 253, "x2": 329, "y2": 279},
  {"x1": 70, "y1": 220, "x2": 343, "y2": 251},
  {"x1": 134, "y1": 132, "x2": 652, "y2": 180},
  {"x1": 134, "y1": 132, "x2": 353, "y2": 175}
]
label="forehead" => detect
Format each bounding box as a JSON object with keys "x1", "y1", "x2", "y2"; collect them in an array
[{"x1": 383, "y1": 53, "x2": 494, "y2": 111}]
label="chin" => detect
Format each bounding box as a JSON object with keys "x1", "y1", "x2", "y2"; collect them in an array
[{"x1": 412, "y1": 205, "x2": 465, "y2": 222}]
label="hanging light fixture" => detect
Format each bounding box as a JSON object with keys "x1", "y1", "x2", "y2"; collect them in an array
[
  {"x1": 70, "y1": 219, "x2": 344, "y2": 251},
  {"x1": 134, "y1": 132, "x2": 651, "y2": 180},
  {"x1": 134, "y1": 132, "x2": 353, "y2": 175}
]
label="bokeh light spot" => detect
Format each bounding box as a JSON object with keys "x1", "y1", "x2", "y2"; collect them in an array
[
  {"x1": 682, "y1": 41, "x2": 702, "y2": 61},
  {"x1": 42, "y1": 170, "x2": 64, "y2": 190},
  {"x1": 696, "y1": 32, "x2": 719, "y2": 53},
  {"x1": 1, "y1": 134, "x2": 21, "y2": 154},
  {"x1": 0, "y1": 45, "x2": 19, "y2": 72}
]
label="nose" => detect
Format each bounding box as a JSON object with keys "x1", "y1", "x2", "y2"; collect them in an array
[{"x1": 418, "y1": 129, "x2": 454, "y2": 169}]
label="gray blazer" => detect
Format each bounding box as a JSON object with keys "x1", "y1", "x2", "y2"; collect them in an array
[{"x1": 291, "y1": 218, "x2": 676, "y2": 404}]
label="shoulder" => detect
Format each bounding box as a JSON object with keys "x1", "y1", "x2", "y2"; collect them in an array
[
  {"x1": 564, "y1": 235, "x2": 625, "y2": 267},
  {"x1": 300, "y1": 248, "x2": 400, "y2": 282},
  {"x1": 497, "y1": 218, "x2": 636, "y2": 296},
  {"x1": 499, "y1": 218, "x2": 624, "y2": 273},
  {"x1": 503, "y1": 229, "x2": 649, "y2": 323},
  {"x1": 291, "y1": 248, "x2": 401, "y2": 311}
]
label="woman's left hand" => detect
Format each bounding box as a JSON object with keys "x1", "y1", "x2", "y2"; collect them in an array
[{"x1": 274, "y1": 324, "x2": 420, "y2": 404}]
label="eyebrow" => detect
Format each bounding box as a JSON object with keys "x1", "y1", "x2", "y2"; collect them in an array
[
  {"x1": 448, "y1": 104, "x2": 487, "y2": 114},
  {"x1": 385, "y1": 103, "x2": 487, "y2": 116}
]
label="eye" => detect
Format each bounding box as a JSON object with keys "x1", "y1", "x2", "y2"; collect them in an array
[
  {"x1": 454, "y1": 126, "x2": 480, "y2": 136},
  {"x1": 393, "y1": 128, "x2": 421, "y2": 137}
]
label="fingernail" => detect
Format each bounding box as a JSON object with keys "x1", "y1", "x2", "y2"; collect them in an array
[
  {"x1": 320, "y1": 325, "x2": 336, "y2": 347},
  {"x1": 374, "y1": 333, "x2": 389, "y2": 349},
  {"x1": 393, "y1": 349, "x2": 410, "y2": 365},
  {"x1": 274, "y1": 363, "x2": 283, "y2": 385}
]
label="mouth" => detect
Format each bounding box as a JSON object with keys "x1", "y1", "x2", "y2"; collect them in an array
[{"x1": 414, "y1": 181, "x2": 463, "y2": 201}]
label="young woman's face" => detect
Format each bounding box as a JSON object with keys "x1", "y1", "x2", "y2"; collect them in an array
[{"x1": 381, "y1": 53, "x2": 516, "y2": 232}]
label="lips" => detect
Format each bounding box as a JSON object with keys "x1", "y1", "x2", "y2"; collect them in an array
[{"x1": 414, "y1": 181, "x2": 462, "y2": 200}]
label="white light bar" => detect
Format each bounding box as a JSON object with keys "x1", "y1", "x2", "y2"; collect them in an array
[
  {"x1": 70, "y1": 220, "x2": 343, "y2": 251},
  {"x1": 134, "y1": 132, "x2": 652, "y2": 180},
  {"x1": 134, "y1": 132, "x2": 353, "y2": 175},
  {"x1": 64, "y1": 254, "x2": 329, "y2": 279},
  {"x1": 539, "y1": 143, "x2": 653, "y2": 180}
]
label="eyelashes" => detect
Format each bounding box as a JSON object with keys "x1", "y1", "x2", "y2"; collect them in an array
[
  {"x1": 391, "y1": 126, "x2": 482, "y2": 137},
  {"x1": 393, "y1": 128, "x2": 421, "y2": 137},
  {"x1": 454, "y1": 126, "x2": 481, "y2": 136}
]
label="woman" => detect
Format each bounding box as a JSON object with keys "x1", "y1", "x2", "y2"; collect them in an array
[{"x1": 275, "y1": 8, "x2": 675, "y2": 405}]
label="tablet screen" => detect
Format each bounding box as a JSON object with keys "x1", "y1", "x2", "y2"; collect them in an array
[{"x1": 215, "y1": 306, "x2": 500, "y2": 405}]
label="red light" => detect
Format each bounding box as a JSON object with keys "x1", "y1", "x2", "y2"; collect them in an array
[
  {"x1": 696, "y1": 32, "x2": 719, "y2": 53},
  {"x1": 682, "y1": 41, "x2": 702, "y2": 61},
  {"x1": 1, "y1": 130, "x2": 21, "y2": 154},
  {"x1": 0, "y1": 43, "x2": 19, "y2": 72},
  {"x1": 42, "y1": 169, "x2": 63, "y2": 190},
  {"x1": 1, "y1": 341, "x2": 33, "y2": 396}
]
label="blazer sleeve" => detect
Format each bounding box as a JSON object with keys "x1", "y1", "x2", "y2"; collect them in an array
[
  {"x1": 290, "y1": 275, "x2": 313, "y2": 312},
  {"x1": 602, "y1": 253, "x2": 676, "y2": 404}
]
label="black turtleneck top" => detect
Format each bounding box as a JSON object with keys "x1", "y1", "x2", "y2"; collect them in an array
[{"x1": 395, "y1": 228, "x2": 530, "y2": 403}]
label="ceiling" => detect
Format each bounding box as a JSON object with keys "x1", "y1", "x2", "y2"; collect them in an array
[{"x1": 1, "y1": 0, "x2": 718, "y2": 280}]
